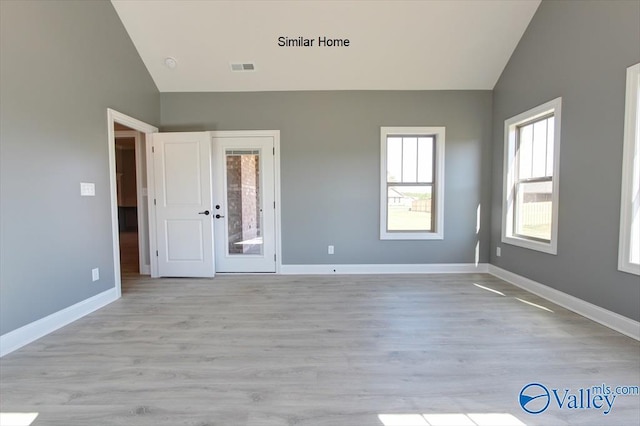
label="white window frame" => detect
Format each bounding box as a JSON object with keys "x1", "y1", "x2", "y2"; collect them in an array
[
  {"x1": 618, "y1": 63, "x2": 640, "y2": 275},
  {"x1": 501, "y1": 98, "x2": 562, "y2": 255},
  {"x1": 380, "y1": 126, "x2": 445, "y2": 240}
]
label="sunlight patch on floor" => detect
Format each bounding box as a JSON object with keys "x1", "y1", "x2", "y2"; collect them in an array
[
  {"x1": 516, "y1": 297, "x2": 554, "y2": 313},
  {"x1": 378, "y1": 413, "x2": 526, "y2": 426},
  {"x1": 378, "y1": 414, "x2": 429, "y2": 425},
  {"x1": 0, "y1": 412, "x2": 39, "y2": 426},
  {"x1": 234, "y1": 237, "x2": 263, "y2": 245},
  {"x1": 473, "y1": 283, "x2": 506, "y2": 296}
]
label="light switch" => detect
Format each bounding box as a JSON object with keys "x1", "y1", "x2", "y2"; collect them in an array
[{"x1": 80, "y1": 182, "x2": 95, "y2": 196}]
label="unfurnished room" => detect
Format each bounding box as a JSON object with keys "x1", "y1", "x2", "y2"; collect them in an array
[{"x1": 0, "y1": 1, "x2": 639, "y2": 425}]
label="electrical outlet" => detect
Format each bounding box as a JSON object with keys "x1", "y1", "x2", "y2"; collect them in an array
[
  {"x1": 328, "y1": 245, "x2": 334, "y2": 255},
  {"x1": 496, "y1": 247, "x2": 501, "y2": 257},
  {"x1": 92, "y1": 268, "x2": 99, "y2": 282}
]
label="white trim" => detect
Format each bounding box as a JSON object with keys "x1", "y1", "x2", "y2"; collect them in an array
[
  {"x1": 380, "y1": 126, "x2": 445, "y2": 240},
  {"x1": 0, "y1": 288, "x2": 119, "y2": 357},
  {"x1": 107, "y1": 109, "x2": 158, "y2": 286},
  {"x1": 146, "y1": 135, "x2": 159, "y2": 277},
  {"x1": 501, "y1": 98, "x2": 561, "y2": 255},
  {"x1": 281, "y1": 263, "x2": 488, "y2": 275},
  {"x1": 107, "y1": 109, "x2": 158, "y2": 134},
  {"x1": 488, "y1": 265, "x2": 640, "y2": 341},
  {"x1": 274, "y1": 133, "x2": 282, "y2": 273},
  {"x1": 618, "y1": 63, "x2": 640, "y2": 275}
]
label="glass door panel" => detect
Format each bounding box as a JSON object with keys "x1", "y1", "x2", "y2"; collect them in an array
[{"x1": 225, "y1": 149, "x2": 263, "y2": 256}]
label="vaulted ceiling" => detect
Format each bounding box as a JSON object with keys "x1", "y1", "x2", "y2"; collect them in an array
[{"x1": 111, "y1": 0, "x2": 540, "y2": 92}]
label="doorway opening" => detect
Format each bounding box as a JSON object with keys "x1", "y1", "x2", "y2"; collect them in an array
[
  {"x1": 115, "y1": 125, "x2": 141, "y2": 275},
  {"x1": 107, "y1": 109, "x2": 158, "y2": 297}
]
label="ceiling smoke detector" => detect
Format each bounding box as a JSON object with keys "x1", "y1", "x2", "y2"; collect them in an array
[
  {"x1": 230, "y1": 63, "x2": 255, "y2": 72},
  {"x1": 164, "y1": 57, "x2": 177, "y2": 69}
]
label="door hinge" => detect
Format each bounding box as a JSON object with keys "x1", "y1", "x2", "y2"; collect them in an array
[
  {"x1": 156, "y1": 250, "x2": 158, "y2": 257},
  {"x1": 273, "y1": 147, "x2": 275, "y2": 155},
  {"x1": 273, "y1": 201, "x2": 276, "y2": 209},
  {"x1": 154, "y1": 198, "x2": 156, "y2": 206},
  {"x1": 274, "y1": 254, "x2": 276, "y2": 262}
]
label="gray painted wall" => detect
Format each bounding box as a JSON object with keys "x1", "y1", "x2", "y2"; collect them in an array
[
  {"x1": 491, "y1": 0, "x2": 640, "y2": 321},
  {"x1": 161, "y1": 91, "x2": 493, "y2": 266},
  {"x1": 0, "y1": 0, "x2": 159, "y2": 334}
]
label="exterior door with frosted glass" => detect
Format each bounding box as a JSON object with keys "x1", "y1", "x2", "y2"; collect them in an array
[{"x1": 212, "y1": 135, "x2": 276, "y2": 272}]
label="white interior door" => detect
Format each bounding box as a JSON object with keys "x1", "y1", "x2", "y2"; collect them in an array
[
  {"x1": 212, "y1": 135, "x2": 276, "y2": 272},
  {"x1": 153, "y1": 132, "x2": 215, "y2": 277}
]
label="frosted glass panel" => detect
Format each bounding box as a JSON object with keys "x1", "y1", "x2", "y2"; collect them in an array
[{"x1": 226, "y1": 151, "x2": 263, "y2": 255}]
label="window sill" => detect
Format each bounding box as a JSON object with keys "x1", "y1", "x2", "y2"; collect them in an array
[
  {"x1": 618, "y1": 262, "x2": 640, "y2": 276},
  {"x1": 501, "y1": 235, "x2": 557, "y2": 255},
  {"x1": 381, "y1": 231, "x2": 444, "y2": 240}
]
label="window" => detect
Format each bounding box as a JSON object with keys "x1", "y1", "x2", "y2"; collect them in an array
[
  {"x1": 380, "y1": 127, "x2": 445, "y2": 240},
  {"x1": 618, "y1": 63, "x2": 640, "y2": 275},
  {"x1": 502, "y1": 98, "x2": 561, "y2": 254}
]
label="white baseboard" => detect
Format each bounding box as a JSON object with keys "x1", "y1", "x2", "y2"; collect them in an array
[
  {"x1": 0, "y1": 287, "x2": 119, "y2": 357},
  {"x1": 488, "y1": 265, "x2": 640, "y2": 341},
  {"x1": 140, "y1": 264, "x2": 151, "y2": 275},
  {"x1": 281, "y1": 263, "x2": 489, "y2": 275}
]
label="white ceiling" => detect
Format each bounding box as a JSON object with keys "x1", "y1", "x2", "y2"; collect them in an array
[{"x1": 111, "y1": 0, "x2": 540, "y2": 92}]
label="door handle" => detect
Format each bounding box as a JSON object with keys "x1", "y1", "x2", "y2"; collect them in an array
[
  {"x1": 215, "y1": 214, "x2": 225, "y2": 219},
  {"x1": 198, "y1": 210, "x2": 210, "y2": 215}
]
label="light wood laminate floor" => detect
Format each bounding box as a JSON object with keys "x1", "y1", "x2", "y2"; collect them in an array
[
  {"x1": 1, "y1": 274, "x2": 638, "y2": 426},
  {"x1": 118, "y1": 231, "x2": 139, "y2": 275}
]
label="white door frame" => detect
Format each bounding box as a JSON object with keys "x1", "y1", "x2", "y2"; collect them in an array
[
  {"x1": 211, "y1": 130, "x2": 282, "y2": 273},
  {"x1": 107, "y1": 109, "x2": 158, "y2": 295}
]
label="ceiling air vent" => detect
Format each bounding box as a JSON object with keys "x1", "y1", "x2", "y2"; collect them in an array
[{"x1": 231, "y1": 63, "x2": 255, "y2": 72}]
